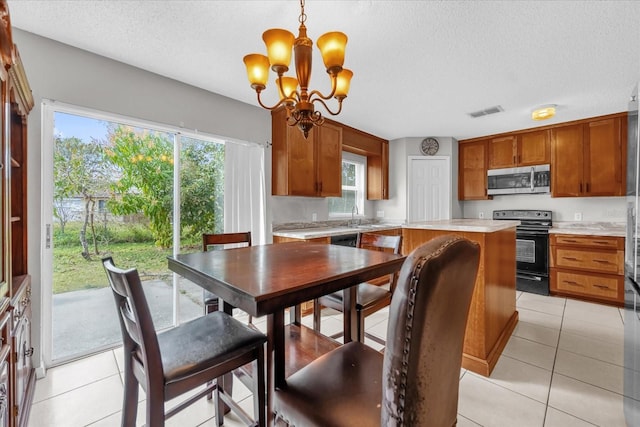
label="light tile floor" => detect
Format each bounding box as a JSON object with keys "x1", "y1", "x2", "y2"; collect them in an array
[{"x1": 29, "y1": 292, "x2": 629, "y2": 426}]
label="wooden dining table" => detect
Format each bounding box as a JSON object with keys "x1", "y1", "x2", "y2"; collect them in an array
[{"x1": 167, "y1": 240, "x2": 406, "y2": 425}]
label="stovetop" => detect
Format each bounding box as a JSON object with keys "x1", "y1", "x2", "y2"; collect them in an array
[{"x1": 493, "y1": 210, "x2": 553, "y2": 227}]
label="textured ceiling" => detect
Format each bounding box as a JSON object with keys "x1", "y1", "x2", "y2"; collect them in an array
[{"x1": 7, "y1": 0, "x2": 640, "y2": 141}]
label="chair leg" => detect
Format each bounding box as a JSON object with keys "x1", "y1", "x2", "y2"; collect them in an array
[
  {"x1": 253, "y1": 346, "x2": 266, "y2": 427},
  {"x1": 357, "y1": 309, "x2": 365, "y2": 342},
  {"x1": 121, "y1": 370, "x2": 139, "y2": 427},
  {"x1": 214, "y1": 376, "x2": 223, "y2": 427},
  {"x1": 313, "y1": 299, "x2": 321, "y2": 332}
]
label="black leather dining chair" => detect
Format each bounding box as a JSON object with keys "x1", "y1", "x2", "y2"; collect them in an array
[
  {"x1": 313, "y1": 232, "x2": 402, "y2": 344},
  {"x1": 274, "y1": 234, "x2": 480, "y2": 426},
  {"x1": 102, "y1": 256, "x2": 267, "y2": 426}
]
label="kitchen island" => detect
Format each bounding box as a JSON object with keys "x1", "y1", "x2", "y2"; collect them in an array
[{"x1": 403, "y1": 219, "x2": 519, "y2": 376}]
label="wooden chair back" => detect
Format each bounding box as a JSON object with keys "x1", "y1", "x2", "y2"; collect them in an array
[
  {"x1": 203, "y1": 231, "x2": 252, "y2": 251},
  {"x1": 357, "y1": 232, "x2": 402, "y2": 291},
  {"x1": 102, "y1": 257, "x2": 163, "y2": 391}
]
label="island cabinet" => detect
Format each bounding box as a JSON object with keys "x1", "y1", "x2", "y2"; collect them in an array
[
  {"x1": 551, "y1": 114, "x2": 626, "y2": 197},
  {"x1": 488, "y1": 129, "x2": 550, "y2": 169},
  {"x1": 550, "y1": 234, "x2": 624, "y2": 305},
  {"x1": 0, "y1": 3, "x2": 35, "y2": 425},
  {"x1": 271, "y1": 108, "x2": 342, "y2": 197},
  {"x1": 458, "y1": 140, "x2": 490, "y2": 200},
  {"x1": 402, "y1": 225, "x2": 518, "y2": 376}
]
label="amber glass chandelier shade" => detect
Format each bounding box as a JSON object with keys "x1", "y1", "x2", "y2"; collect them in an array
[
  {"x1": 334, "y1": 68, "x2": 353, "y2": 99},
  {"x1": 262, "y1": 29, "x2": 295, "y2": 71},
  {"x1": 276, "y1": 76, "x2": 298, "y2": 100},
  {"x1": 243, "y1": 54, "x2": 270, "y2": 89},
  {"x1": 316, "y1": 31, "x2": 347, "y2": 72}
]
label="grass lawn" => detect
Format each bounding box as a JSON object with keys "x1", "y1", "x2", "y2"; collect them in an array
[{"x1": 53, "y1": 242, "x2": 173, "y2": 294}]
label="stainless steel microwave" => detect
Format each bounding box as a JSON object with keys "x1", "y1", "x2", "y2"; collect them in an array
[{"x1": 487, "y1": 164, "x2": 550, "y2": 195}]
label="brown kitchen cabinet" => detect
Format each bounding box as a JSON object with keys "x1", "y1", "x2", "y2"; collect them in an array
[
  {"x1": 550, "y1": 234, "x2": 624, "y2": 305},
  {"x1": 271, "y1": 108, "x2": 342, "y2": 197},
  {"x1": 488, "y1": 130, "x2": 550, "y2": 169},
  {"x1": 458, "y1": 140, "x2": 490, "y2": 200},
  {"x1": 551, "y1": 115, "x2": 626, "y2": 197},
  {"x1": 0, "y1": 3, "x2": 35, "y2": 425},
  {"x1": 340, "y1": 123, "x2": 389, "y2": 200},
  {"x1": 402, "y1": 226, "x2": 518, "y2": 376}
]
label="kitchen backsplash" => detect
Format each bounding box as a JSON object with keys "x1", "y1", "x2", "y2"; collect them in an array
[{"x1": 462, "y1": 194, "x2": 626, "y2": 222}]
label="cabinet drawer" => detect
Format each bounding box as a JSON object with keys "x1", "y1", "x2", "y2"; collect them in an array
[
  {"x1": 554, "y1": 270, "x2": 621, "y2": 300},
  {"x1": 552, "y1": 234, "x2": 622, "y2": 249},
  {"x1": 553, "y1": 247, "x2": 622, "y2": 274}
]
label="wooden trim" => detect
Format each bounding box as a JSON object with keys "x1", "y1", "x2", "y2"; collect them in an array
[
  {"x1": 459, "y1": 111, "x2": 627, "y2": 144},
  {"x1": 462, "y1": 310, "x2": 518, "y2": 376}
]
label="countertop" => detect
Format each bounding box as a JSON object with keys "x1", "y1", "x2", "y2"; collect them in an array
[
  {"x1": 550, "y1": 221, "x2": 625, "y2": 237},
  {"x1": 403, "y1": 219, "x2": 520, "y2": 233},
  {"x1": 272, "y1": 224, "x2": 402, "y2": 240}
]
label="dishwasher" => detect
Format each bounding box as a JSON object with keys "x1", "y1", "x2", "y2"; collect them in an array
[{"x1": 330, "y1": 233, "x2": 358, "y2": 247}]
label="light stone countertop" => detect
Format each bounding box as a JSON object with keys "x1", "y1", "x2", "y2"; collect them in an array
[
  {"x1": 272, "y1": 224, "x2": 402, "y2": 239},
  {"x1": 403, "y1": 219, "x2": 520, "y2": 233},
  {"x1": 550, "y1": 221, "x2": 625, "y2": 237}
]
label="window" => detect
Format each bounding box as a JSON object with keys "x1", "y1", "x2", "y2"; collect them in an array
[{"x1": 328, "y1": 152, "x2": 366, "y2": 217}]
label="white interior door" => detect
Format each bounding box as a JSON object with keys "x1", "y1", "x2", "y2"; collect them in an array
[{"x1": 408, "y1": 156, "x2": 451, "y2": 222}]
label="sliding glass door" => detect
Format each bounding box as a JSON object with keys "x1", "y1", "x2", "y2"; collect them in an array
[{"x1": 41, "y1": 102, "x2": 225, "y2": 365}]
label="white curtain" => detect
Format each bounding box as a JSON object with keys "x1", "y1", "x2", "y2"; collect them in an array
[{"x1": 224, "y1": 142, "x2": 267, "y2": 245}]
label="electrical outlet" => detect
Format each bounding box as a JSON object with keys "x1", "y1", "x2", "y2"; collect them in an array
[
  {"x1": 574, "y1": 212, "x2": 582, "y2": 221},
  {"x1": 312, "y1": 213, "x2": 317, "y2": 222},
  {"x1": 478, "y1": 212, "x2": 485, "y2": 219},
  {"x1": 377, "y1": 210, "x2": 385, "y2": 218}
]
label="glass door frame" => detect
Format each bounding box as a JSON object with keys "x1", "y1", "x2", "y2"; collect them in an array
[{"x1": 40, "y1": 100, "x2": 226, "y2": 368}]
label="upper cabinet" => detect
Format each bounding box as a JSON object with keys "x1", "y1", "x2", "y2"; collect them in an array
[
  {"x1": 551, "y1": 114, "x2": 626, "y2": 197},
  {"x1": 488, "y1": 129, "x2": 550, "y2": 169},
  {"x1": 340, "y1": 124, "x2": 389, "y2": 200},
  {"x1": 459, "y1": 112, "x2": 626, "y2": 199},
  {"x1": 271, "y1": 108, "x2": 389, "y2": 199},
  {"x1": 458, "y1": 139, "x2": 490, "y2": 200},
  {"x1": 271, "y1": 108, "x2": 342, "y2": 197}
]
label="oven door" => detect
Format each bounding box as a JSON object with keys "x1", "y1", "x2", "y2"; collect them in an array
[
  {"x1": 516, "y1": 229, "x2": 550, "y2": 295},
  {"x1": 516, "y1": 230, "x2": 548, "y2": 274}
]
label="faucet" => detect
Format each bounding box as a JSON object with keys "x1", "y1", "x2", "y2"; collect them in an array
[{"x1": 350, "y1": 205, "x2": 360, "y2": 227}]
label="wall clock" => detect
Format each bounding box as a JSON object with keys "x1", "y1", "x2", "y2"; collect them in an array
[{"x1": 420, "y1": 137, "x2": 439, "y2": 155}]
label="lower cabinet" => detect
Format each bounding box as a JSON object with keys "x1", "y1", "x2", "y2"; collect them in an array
[
  {"x1": 10, "y1": 277, "x2": 34, "y2": 427},
  {"x1": 550, "y1": 234, "x2": 624, "y2": 305}
]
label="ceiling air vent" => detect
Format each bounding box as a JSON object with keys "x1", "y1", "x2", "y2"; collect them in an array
[{"x1": 468, "y1": 105, "x2": 504, "y2": 118}]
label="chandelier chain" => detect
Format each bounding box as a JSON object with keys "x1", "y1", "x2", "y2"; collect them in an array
[{"x1": 298, "y1": 0, "x2": 306, "y2": 25}]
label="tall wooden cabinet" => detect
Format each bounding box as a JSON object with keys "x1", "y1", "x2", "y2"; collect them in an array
[
  {"x1": 458, "y1": 140, "x2": 490, "y2": 200},
  {"x1": 0, "y1": 2, "x2": 35, "y2": 425},
  {"x1": 271, "y1": 108, "x2": 342, "y2": 197},
  {"x1": 551, "y1": 114, "x2": 626, "y2": 197}
]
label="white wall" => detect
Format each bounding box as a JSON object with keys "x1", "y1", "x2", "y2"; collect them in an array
[
  {"x1": 375, "y1": 136, "x2": 463, "y2": 222},
  {"x1": 14, "y1": 29, "x2": 272, "y2": 372},
  {"x1": 462, "y1": 195, "x2": 626, "y2": 222}
]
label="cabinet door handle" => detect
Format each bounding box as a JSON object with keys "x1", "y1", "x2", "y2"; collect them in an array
[
  {"x1": 562, "y1": 257, "x2": 579, "y2": 261},
  {"x1": 563, "y1": 280, "x2": 584, "y2": 287},
  {"x1": 580, "y1": 182, "x2": 583, "y2": 193},
  {"x1": 593, "y1": 241, "x2": 610, "y2": 245},
  {"x1": 563, "y1": 239, "x2": 578, "y2": 243},
  {"x1": 513, "y1": 155, "x2": 516, "y2": 164},
  {"x1": 586, "y1": 182, "x2": 590, "y2": 193},
  {"x1": 592, "y1": 259, "x2": 612, "y2": 264},
  {"x1": 593, "y1": 284, "x2": 611, "y2": 290}
]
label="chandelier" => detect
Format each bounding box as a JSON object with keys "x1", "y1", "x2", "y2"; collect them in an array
[{"x1": 243, "y1": 0, "x2": 353, "y2": 138}]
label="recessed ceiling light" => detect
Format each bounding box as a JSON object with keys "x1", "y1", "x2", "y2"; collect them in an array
[{"x1": 531, "y1": 105, "x2": 557, "y2": 121}]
